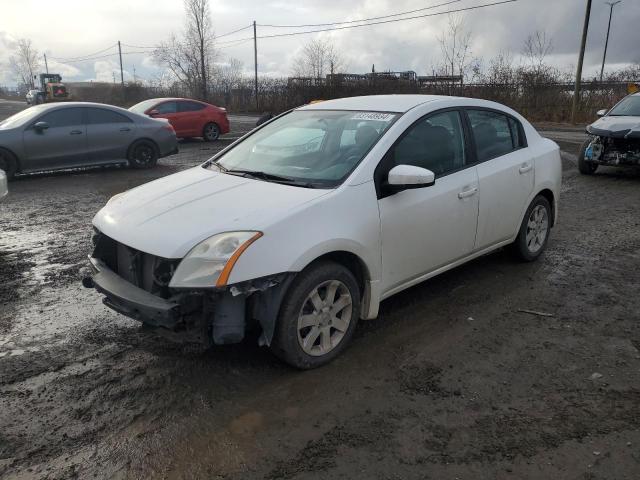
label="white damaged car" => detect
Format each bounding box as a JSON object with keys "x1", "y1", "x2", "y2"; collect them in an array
[
  {"x1": 579, "y1": 92, "x2": 640, "y2": 174},
  {"x1": 84, "y1": 95, "x2": 561, "y2": 368}
]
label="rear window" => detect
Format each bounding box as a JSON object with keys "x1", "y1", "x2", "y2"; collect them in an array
[
  {"x1": 467, "y1": 110, "x2": 524, "y2": 162},
  {"x1": 87, "y1": 108, "x2": 132, "y2": 124},
  {"x1": 178, "y1": 101, "x2": 206, "y2": 112}
]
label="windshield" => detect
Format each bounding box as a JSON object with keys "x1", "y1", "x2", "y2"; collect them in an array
[
  {"x1": 209, "y1": 110, "x2": 398, "y2": 187},
  {"x1": 0, "y1": 106, "x2": 44, "y2": 129},
  {"x1": 129, "y1": 99, "x2": 160, "y2": 114},
  {"x1": 608, "y1": 95, "x2": 640, "y2": 117}
]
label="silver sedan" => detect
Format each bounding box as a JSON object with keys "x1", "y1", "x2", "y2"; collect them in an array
[{"x1": 0, "y1": 102, "x2": 178, "y2": 180}]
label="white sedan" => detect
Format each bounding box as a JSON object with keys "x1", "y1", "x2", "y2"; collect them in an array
[{"x1": 85, "y1": 95, "x2": 561, "y2": 369}]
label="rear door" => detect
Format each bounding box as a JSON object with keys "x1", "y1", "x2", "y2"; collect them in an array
[
  {"x1": 466, "y1": 109, "x2": 534, "y2": 249},
  {"x1": 176, "y1": 100, "x2": 207, "y2": 136},
  {"x1": 22, "y1": 107, "x2": 87, "y2": 171},
  {"x1": 86, "y1": 107, "x2": 136, "y2": 164}
]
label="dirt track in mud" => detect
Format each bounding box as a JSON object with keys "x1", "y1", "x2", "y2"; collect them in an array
[{"x1": 1, "y1": 101, "x2": 639, "y2": 479}]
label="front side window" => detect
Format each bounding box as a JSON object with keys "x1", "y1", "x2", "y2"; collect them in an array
[
  {"x1": 87, "y1": 108, "x2": 132, "y2": 124},
  {"x1": 210, "y1": 110, "x2": 398, "y2": 187},
  {"x1": 37, "y1": 108, "x2": 83, "y2": 128},
  {"x1": 467, "y1": 110, "x2": 518, "y2": 162},
  {"x1": 391, "y1": 110, "x2": 466, "y2": 176}
]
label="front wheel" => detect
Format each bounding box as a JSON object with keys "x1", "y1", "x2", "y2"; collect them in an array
[
  {"x1": 202, "y1": 122, "x2": 220, "y2": 142},
  {"x1": 271, "y1": 261, "x2": 361, "y2": 369},
  {"x1": 512, "y1": 195, "x2": 552, "y2": 262},
  {"x1": 578, "y1": 139, "x2": 598, "y2": 175},
  {"x1": 128, "y1": 140, "x2": 158, "y2": 169}
]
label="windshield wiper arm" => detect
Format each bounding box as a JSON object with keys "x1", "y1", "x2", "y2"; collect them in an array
[{"x1": 225, "y1": 169, "x2": 317, "y2": 188}]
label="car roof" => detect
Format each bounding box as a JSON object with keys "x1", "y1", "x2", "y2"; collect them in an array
[
  {"x1": 146, "y1": 97, "x2": 205, "y2": 103},
  {"x1": 296, "y1": 94, "x2": 462, "y2": 113}
]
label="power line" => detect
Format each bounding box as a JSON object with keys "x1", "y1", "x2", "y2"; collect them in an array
[
  {"x1": 48, "y1": 43, "x2": 117, "y2": 62},
  {"x1": 217, "y1": 0, "x2": 518, "y2": 45},
  {"x1": 258, "y1": 0, "x2": 461, "y2": 28},
  {"x1": 216, "y1": 24, "x2": 254, "y2": 39}
]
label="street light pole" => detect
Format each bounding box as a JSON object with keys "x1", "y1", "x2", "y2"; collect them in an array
[
  {"x1": 572, "y1": 0, "x2": 593, "y2": 124},
  {"x1": 599, "y1": 0, "x2": 621, "y2": 83}
]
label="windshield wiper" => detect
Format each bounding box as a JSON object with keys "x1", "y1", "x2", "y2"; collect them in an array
[{"x1": 225, "y1": 169, "x2": 317, "y2": 188}]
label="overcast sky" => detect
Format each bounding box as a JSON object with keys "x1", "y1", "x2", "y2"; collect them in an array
[{"x1": 1, "y1": 0, "x2": 639, "y2": 86}]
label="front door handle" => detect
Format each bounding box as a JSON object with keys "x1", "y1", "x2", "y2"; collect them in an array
[
  {"x1": 519, "y1": 163, "x2": 533, "y2": 174},
  {"x1": 69, "y1": 130, "x2": 83, "y2": 135},
  {"x1": 119, "y1": 127, "x2": 131, "y2": 132},
  {"x1": 458, "y1": 187, "x2": 478, "y2": 199}
]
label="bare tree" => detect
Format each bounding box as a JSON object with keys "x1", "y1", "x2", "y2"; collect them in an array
[
  {"x1": 291, "y1": 39, "x2": 344, "y2": 79},
  {"x1": 154, "y1": 0, "x2": 216, "y2": 100},
  {"x1": 437, "y1": 14, "x2": 473, "y2": 84},
  {"x1": 9, "y1": 38, "x2": 40, "y2": 88},
  {"x1": 214, "y1": 57, "x2": 244, "y2": 105},
  {"x1": 522, "y1": 30, "x2": 553, "y2": 75}
]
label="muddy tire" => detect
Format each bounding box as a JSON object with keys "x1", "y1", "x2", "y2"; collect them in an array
[
  {"x1": 513, "y1": 195, "x2": 552, "y2": 262},
  {"x1": 578, "y1": 140, "x2": 598, "y2": 175},
  {"x1": 203, "y1": 122, "x2": 220, "y2": 142},
  {"x1": 0, "y1": 148, "x2": 18, "y2": 180},
  {"x1": 271, "y1": 261, "x2": 360, "y2": 369},
  {"x1": 128, "y1": 140, "x2": 158, "y2": 169}
]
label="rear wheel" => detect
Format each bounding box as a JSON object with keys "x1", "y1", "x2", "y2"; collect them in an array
[
  {"x1": 578, "y1": 139, "x2": 598, "y2": 175},
  {"x1": 0, "y1": 148, "x2": 18, "y2": 180},
  {"x1": 271, "y1": 261, "x2": 360, "y2": 369},
  {"x1": 513, "y1": 195, "x2": 552, "y2": 262},
  {"x1": 203, "y1": 122, "x2": 220, "y2": 142},
  {"x1": 128, "y1": 140, "x2": 158, "y2": 169}
]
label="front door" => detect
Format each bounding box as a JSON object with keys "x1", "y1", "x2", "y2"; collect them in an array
[
  {"x1": 22, "y1": 107, "x2": 87, "y2": 171},
  {"x1": 377, "y1": 110, "x2": 479, "y2": 294}
]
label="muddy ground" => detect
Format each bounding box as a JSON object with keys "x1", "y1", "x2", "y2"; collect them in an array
[{"x1": 1, "y1": 100, "x2": 639, "y2": 479}]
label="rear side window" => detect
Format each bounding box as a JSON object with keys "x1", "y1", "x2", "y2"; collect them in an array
[
  {"x1": 87, "y1": 108, "x2": 132, "y2": 124},
  {"x1": 178, "y1": 101, "x2": 205, "y2": 112},
  {"x1": 155, "y1": 102, "x2": 177, "y2": 114},
  {"x1": 467, "y1": 110, "x2": 523, "y2": 162},
  {"x1": 37, "y1": 108, "x2": 83, "y2": 128}
]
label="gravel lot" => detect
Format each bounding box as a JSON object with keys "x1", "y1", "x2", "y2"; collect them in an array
[{"x1": 1, "y1": 99, "x2": 639, "y2": 479}]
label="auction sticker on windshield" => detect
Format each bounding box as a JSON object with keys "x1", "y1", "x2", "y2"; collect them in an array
[{"x1": 351, "y1": 112, "x2": 396, "y2": 121}]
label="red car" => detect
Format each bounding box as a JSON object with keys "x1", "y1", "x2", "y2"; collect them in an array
[{"x1": 129, "y1": 98, "x2": 230, "y2": 141}]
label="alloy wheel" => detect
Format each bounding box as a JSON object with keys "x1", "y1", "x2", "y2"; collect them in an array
[
  {"x1": 526, "y1": 204, "x2": 549, "y2": 254},
  {"x1": 297, "y1": 280, "x2": 353, "y2": 357}
]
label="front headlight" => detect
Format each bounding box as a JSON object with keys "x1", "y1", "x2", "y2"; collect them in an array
[{"x1": 169, "y1": 231, "x2": 262, "y2": 288}]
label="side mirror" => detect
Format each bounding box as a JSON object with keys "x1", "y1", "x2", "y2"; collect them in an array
[
  {"x1": 596, "y1": 109, "x2": 607, "y2": 117},
  {"x1": 148, "y1": 109, "x2": 160, "y2": 116},
  {"x1": 385, "y1": 165, "x2": 435, "y2": 193},
  {"x1": 34, "y1": 121, "x2": 49, "y2": 131}
]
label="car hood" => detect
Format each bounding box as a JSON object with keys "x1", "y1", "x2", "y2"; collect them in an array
[
  {"x1": 93, "y1": 166, "x2": 331, "y2": 258},
  {"x1": 588, "y1": 115, "x2": 640, "y2": 138}
]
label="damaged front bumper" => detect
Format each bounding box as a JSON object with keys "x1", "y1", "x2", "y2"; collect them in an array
[
  {"x1": 83, "y1": 256, "x2": 294, "y2": 347},
  {"x1": 84, "y1": 258, "x2": 180, "y2": 329},
  {"x1": 583, "y1": 124, "x2": 640, "y2": 166}
]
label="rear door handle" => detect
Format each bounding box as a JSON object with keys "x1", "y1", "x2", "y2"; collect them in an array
[
  {"x1": 70, "y1": 130, "x2": 83, "y2": 135},
  {"x1": 519, "y1": 163, "x2": 533, "y2": 174},
  {"x1": 119, "y1": 127, "x2": 131, "y2": 132},
  {"x1": 458, "y1": 187, "x2": 478, "y2": 199}
]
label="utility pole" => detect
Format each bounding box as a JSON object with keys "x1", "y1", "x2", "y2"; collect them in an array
[
  {"x1": 253, "y1": 20, "x2": 259, "y2": 112},
  {"x1": 117, "y1": 40, "x2": 124, "y2": 87},
  {"x1": 572, "y1": 0, "x2": 592, "y2": 124},
  {"x1": 43, "y1": 53, "x2": 49, "y2": 74},
  {"x1": 599, "y1": 0, "x2": 621, "y2": 83}
]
